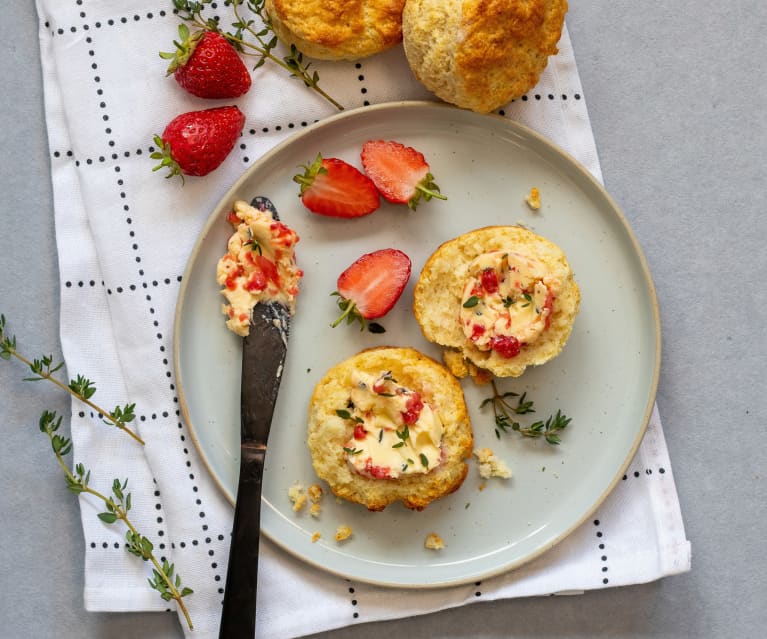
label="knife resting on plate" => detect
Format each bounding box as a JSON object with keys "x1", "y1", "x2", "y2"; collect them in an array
[{"x1": 219, "y1": 198, "x2": 291, "y2": 639}]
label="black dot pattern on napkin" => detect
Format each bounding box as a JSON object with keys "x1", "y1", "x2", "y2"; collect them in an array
[
  {"x1": 40, "y1": 0, "x2": 234, "y2": 596},
  {"x1": 593, "y1": 519, "x2": 609, "y2": 584}
]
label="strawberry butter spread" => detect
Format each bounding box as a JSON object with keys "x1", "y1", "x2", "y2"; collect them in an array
[
  {"x1": 342, "y1": 370, "x2": 444, "y2": 479},
  {"x1": 216, "y1": 200, "x2": 302, "y2": 336},
  {"x1": 459, "y1": 250, "x2": 561, "y2": 357}
]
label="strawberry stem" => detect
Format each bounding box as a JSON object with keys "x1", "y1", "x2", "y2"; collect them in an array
[
  {"x1": 330, "y1": 294, "x2": 366, "y2": 330},
  {"x1": 416, "y1": 184, "x2": 448, "y2": 201},
  {"x1": 149, "y1": 135, "x2": 185, "y2": 184},
  {"x1": 409, "y1": 173, "x2": 447, "y2": 210}
]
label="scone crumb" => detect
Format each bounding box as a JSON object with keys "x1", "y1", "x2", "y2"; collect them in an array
[
  {"x1": 443, "y1": 350, "x2": 492, "y2": 385},
  {"x1": 308, "y1": 484, "x2": 323, "y2": 503},
  {"x1": 308, "y1": 484, "x2": 323, "y2": 517},
  {"x1": 335, "y1": 525, "x2": 353, "y2": 542},
  {"x1": 288, "y1": 482, "x2": 307, "y2": 512},
  {"x1": 424, "y1": 532, "x2": 445, "y2": 550},
  {"x1": 311, "y1": 532, "x2": 321, "y2": 543},
  {"x1": 526, "y1": 187, "x2": 541, "y2": 210},
  {"x1": 474, "y1": 448, "x2": 512, "y2": 479}
]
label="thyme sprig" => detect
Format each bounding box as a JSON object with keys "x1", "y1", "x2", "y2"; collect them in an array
[
  {"x1": 171, "y1": 0, "x2": 344, "y2": 110},
  {"x1": 481, "y1": 379, "x2": 570, "y2": 445},
  {"x1": 39, "y1": 410, "x2": 194, "y2": 629},
  {"x1": 0, "y1": 315, "x2": 144, "y2": 445}
]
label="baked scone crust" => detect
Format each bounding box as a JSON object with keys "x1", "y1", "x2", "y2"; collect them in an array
[
  {"x1": 402, "y1": 0, "x2": 568, "y2": 113},
  {"x1": 413, "y1": 226, "x2": 580, "y2": 378},
  {"x1": 265, "y1": 0, "x2": 407, "y2": 60},
  {"x1": 307, "y1": 347, "x2": 473, "y2": 511}
]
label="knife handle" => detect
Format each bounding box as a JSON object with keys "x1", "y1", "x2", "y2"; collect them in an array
[{"x1": 219, "y1": 446, "x2": 265, "y2": 639}]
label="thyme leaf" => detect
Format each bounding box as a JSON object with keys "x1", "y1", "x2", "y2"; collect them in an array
[
  {"x1": 37, "y1": 409, "x2": 194, "y2": 628},
  {"x1": 1, "y1": 315, "x2": 144, "y2": 445},
  {"x1": 481, "y1": 379, "x2": 570, "y2": 445}
]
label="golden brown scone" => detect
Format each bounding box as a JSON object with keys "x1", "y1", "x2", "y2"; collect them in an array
[
  {"x1": 307, "y1": 347, "x2": 473, "y2": 511},
  {"x1": 265, "y1": 0, "x2": 407, "y2": 61},
  {"x1": 402, "y1": 0, "x2": 568, "y2": 113},
  {"x1": 414, "y1": 226, "x2": 580, "y2": 378}
]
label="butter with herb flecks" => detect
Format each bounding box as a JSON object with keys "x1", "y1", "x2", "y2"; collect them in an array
[
  {"x1": 342, "y1": 370, "x2": 444, "y2": 480},
  {"x1": 459, "y1": 250, "x2": 562, "y2": 352}
]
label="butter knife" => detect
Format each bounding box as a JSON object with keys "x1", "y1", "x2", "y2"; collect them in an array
[{"x1": 219, "y1": 197, "x2": 290, "y2": 639}]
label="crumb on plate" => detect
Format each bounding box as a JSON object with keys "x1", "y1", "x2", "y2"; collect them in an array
[
  {"x1": 424, "y1": 532, "x2": 445, "y2": 550},
  {"x1": 474, "y1": 448, "x2": 512, "y2": 479},
  {"x1": 525, "y1": 187, "x2": 541, "y2": 210},
  {"x1": 308, "y1": 484, "x2": 324, "y2": 503},
  {"x1": 288, "y1": 481, "x2": 307, "y2": 512},
  {"x1": 335, "y1": 525, "x2": 353, "y2": 542}
]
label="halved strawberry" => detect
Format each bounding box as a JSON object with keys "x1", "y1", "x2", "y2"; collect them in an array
[
  {"x1": 360, "y1": 140, "x2": 447, "y2": 210},
  {"x1": 293, "y1": 154, "x2": 380, "y2": 218},
  {"x1": 331, "y1": 249, "x2": 412, "y2": 330}
]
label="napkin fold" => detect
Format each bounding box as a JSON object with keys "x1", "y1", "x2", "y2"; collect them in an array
[{"x1": 35, "y1": 2, "x2": 690, "y2": 637}]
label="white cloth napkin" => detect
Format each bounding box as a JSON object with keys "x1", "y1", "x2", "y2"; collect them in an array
[{"x1": 36, "y1": 2, "x2": 690, "y2": 637}]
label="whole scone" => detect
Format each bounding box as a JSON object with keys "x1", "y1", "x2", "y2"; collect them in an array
[
  {"x1": 402, "y1": 0, "x2": 568, "y2": 113},
  {"x1": 414, "y1": 226, "x2": 580, "y2": 379},
  {"x1": 265, "y1": 0, "x2": 406, "y2": 61},
  {"x1": 307, "y1": 347, "x2": 473, "y2": 511}
]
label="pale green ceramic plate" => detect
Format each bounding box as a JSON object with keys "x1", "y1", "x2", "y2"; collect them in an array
[{"x1": 174, "y1": 101, "x2": 660, "y2": 588}]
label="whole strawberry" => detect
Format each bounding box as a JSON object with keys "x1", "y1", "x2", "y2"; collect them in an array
[
  {"x1": 152, "y1": 106, "x2": 245, "y2": 180},
  {"x1": 160, "y1": 25, "x2": 251, "y2": 99}
]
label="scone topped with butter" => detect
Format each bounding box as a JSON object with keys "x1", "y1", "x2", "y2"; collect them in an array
[
  {"x1": 402, "y1": 0, "x2": 568, "y2": 113},
  {"x1": 307, "y1": 347, "x2": 473, "y2": 511},
  {"x1": 216, "y1": 199, "x2": 303, "y2": 336},
  {"x1": 265, "y1": 0, "x2": 407, "y2": 61},
  {"x1": 414, "y1": 226, "x2": 579, "y2": 379}
]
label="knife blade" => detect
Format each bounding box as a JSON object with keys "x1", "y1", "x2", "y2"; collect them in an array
[{"x1": 219, "y1": 197, "x2": 291, "y2": 639}]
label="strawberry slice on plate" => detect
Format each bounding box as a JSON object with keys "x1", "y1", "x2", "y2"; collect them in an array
[
  {"x1": 294, "y1": 154, "x2": 380, "y2": 218},
  {"x1": 332, "y1": 249, "x2": 412, "y2": 330},
  {"x1": 361, "y1": 140, "x2": 447, "y2": 210}
]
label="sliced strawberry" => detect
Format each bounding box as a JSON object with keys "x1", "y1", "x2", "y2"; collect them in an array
[
  {"x1": 361, "y1": 140, "x2": 447, "y2": 210},
  {"x1": 332, "y1": 249, "x2": 412, "y2": 330},
  {"x1": 293, "y1": 154, "x2": 380, "y2": 218}
]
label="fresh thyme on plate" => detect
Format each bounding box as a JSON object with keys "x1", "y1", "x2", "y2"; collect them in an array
[
  {"x1": 481, "y1": 379, "x2": 572, "y2": 445},
  {"x1": 1, "y1": 315, "x2": 194, "y2": 630}
]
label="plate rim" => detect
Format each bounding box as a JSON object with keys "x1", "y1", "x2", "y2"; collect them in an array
[{"x1": 173, "y1": 99, "x2": 661, "y2": 588}]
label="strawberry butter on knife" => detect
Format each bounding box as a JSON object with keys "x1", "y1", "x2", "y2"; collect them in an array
[{"x1": 216, "y1": 200, "x2": 303, "y2": 336}]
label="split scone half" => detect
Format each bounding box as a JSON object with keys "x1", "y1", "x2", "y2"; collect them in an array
[
  {"x1": 265, "y1": 0, "x2": 407, "y2": 61},
  {"x1": 307, "y1": 347, "x2": 473, "y2": 511},
  {"x1": 414, "y1": 226, "x2": 580, "y2": 379}
]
